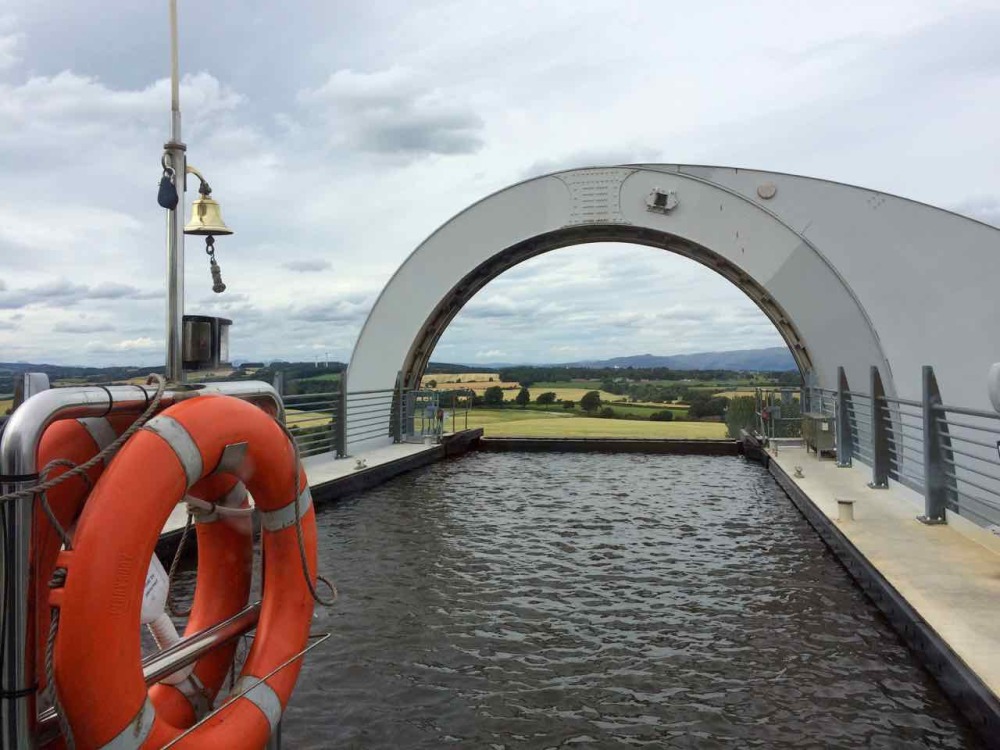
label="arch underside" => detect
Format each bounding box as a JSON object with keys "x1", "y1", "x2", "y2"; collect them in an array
[{"x1": 401, "y1": 225, "x2": 812, "y2": 390}]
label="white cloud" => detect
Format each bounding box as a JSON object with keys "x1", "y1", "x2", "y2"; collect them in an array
[
  {"x1": 0, "y1": 1, "x2": 997, "y2": 367},
  {"x1": 282, "y1": 259, "x2": 332, "y2": 272},
  {"x1": 299, "y1": 67, "x2": 484, "y2": 156}
]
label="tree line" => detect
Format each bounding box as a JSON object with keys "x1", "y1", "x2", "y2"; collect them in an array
[{"x1": 498, "y1": 365, "x2": 800, "y2": 387}]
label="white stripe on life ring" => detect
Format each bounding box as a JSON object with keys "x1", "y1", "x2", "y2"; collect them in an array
[
  {"x1": 232, "y1": 675, "x2": 283, "y2": 733},
  {"x1": 142, "y1": 415, "x2": 203, "y2": 487},
  {"x1": 98, "y1": 697, "x2": 154, "y2": 750},
  {"x1": 78, "y1": 417, "x2": 117, "y2": 452},
  {"x1": 258, "y1": 486, "x2": 312, "y2": 532}
]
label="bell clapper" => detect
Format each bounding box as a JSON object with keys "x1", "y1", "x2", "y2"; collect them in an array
[{"x1": 205, "y1": 236, "x2": 226, "y2": 294}]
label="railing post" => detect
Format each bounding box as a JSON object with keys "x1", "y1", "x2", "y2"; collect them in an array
[
  {"x1": 391, "y1": 372, "x2": 403, "y2": 444},
  {"x1": 919, "y1": 365, "x2": 952, "y2": 524},
  {"x1": 836, "y1": 366, "x2": 853, "y2": 468},
  {"x1": 868, "y1": 366, "x2": 890, "y2": 489},
  {"x1": 272, "y1": 370, "x2": 284, "y2": 398},
  {"x1": 335, "y1": 380, "x2": 347, "y2": 458}
]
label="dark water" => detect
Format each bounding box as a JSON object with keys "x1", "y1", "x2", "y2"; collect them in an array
[{"x1": 274, "y1": 453, "x2": 977, "y2": 748}]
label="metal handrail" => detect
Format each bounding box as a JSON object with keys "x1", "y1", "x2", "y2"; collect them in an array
[
  {"x1": 935, "y1": 403, "x2": 1000, "y2": 420},
  {"x1": 824, "y1": 364, "x2": 1000, "y2": 527}
]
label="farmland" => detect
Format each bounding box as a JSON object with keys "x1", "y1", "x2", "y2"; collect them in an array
[{"x1": 465, "y1": 409, "x2": 727, "y2": 439}]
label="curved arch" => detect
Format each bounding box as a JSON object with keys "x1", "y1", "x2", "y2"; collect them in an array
[
  {"x1": 401, "y1": 226, "x2": 813, "y2": 390},
  {"x1": 346, "y1": 164, "x2": 1000, "y2": 450}
]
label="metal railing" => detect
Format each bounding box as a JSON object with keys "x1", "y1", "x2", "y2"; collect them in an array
[
  {"x1": 282, "y1": 391, "x2": 341, "y2": 458},
  {"x1": 806, "y1": 365, "x2": 1000, "y2": 530},
  {"x1": 275, "y1": 374, "x2": 405, "y2": 458}
]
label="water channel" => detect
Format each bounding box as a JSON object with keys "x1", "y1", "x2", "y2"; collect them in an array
[{"x1": 269, "y1": 453, "x2": 976, "y2": 747}]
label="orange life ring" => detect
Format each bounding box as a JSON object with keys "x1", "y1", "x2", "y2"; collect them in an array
[
  {"x1": 34, "y1": 415, "x2": 135, "y2": 692},
  {"x1": 50, "y1": 395, "x2": 317, "y2": 749},
  {"x1": 33, "y1": 416, "x2": 254, "y2": 716}
]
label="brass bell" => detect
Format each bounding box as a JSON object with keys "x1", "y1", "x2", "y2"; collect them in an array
[{"x1": 184, "y1": 192, "x2": 233, "y2": 236}]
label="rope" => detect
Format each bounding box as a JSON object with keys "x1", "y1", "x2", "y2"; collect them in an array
[
  {"x1": 45, "y1": 569, "x2": 74, "y2": 750},
  {"x1": 276, "y1": 419, "x2": 337, "y2": 607},
  {"x1": 36, "y1": 459, "x2": 92, "y2": 551},
  {"x1": 166, "y1": 511, "x2": 194, "y2": 618}
]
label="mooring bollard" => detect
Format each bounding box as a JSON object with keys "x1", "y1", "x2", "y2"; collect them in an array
[{"x1": 837, "y1": 499, "x2": 855, "y2": 522}]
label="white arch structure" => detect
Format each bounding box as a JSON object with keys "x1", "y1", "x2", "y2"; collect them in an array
[{"x1": 346, "y1": 165, "x2": 999, "y2": 449}]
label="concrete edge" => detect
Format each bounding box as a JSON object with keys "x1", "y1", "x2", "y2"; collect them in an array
[
  {"x1": 310, "y1": 428, "x2": 483, "y2": 504},
  {"x1": 478, "y1": 437, "x2": 740, "y2": 455},
  {"x1": 767, "y1": 456, "x2": 1000, "y2": 748}
]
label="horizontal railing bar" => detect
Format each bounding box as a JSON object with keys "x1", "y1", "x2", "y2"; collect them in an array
[
  {"x1": 299, "y1": 446, "x2": 334, "y2": 457},
  {"x1": 283, "y1": 391, "x2": 340, "y2": 400},
  {"x1": 946, "y1": 433, "x2": 1000, "y2": 450},
  {"x1": 347, "y1": 410, "x2": 390, "y2": 421},
  {"x1": 943, "y1": 473, "x2": 1000, "y2": 500},
  {"x1": 291, "y1": 426, "x2": 334, "y2": 437},
  {"x1": 284, "y1": 399, "x2": 337, "y2": 409},
  {"x1": 884, "y1": 396, "x2": 922, "y2": 408},
  {"x1": 346, "y1": 403, "x2": 391, "y2": 415},
  {"x1": 933, "y1": 403, "x2": 1000, "y2": 420},
  {"x1": 345, "y1": 400, "x2": 393, "y2": 410},
  {"x1": 947, "y1": 443, "x2": 1000, "y2": 463},
  {"x1": 347, "y1": 400, "x2": 393, "y2": 410},
  {"x1": 941, "y1": 457, "x2": 1000, "y2": 484},
  {"x1": 935, "y1": 415, "x2": 1000, "y2": 435},
  {"x1": 947, "y1": 488, "x2": 1000, "y2": 514},
  {"x1": 347, "y1": 425, "x2": 391, "y2": 437},
  {"x1": 296, "y1": 445, "x2": 335, "y2": 457},
  {"x1": 288, "y1": 425, "x2": 334, "y2": 434},
  {"x1": 347, "y1": 433, "x2": 388, "y2": 444},
  {"x1": 289, "y1": 432, "x2": 334, "y2": 443},
  {"x1": 346, "y1": 388, "x2": 397, "y2": 397},
  {"x1": 346, "y1": 419, "x2": 388, "y2": 431}
]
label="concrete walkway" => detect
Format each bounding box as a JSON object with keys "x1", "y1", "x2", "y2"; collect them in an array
[{"x1": 769, "y1": 444, "x2": 1000, "y2": 700}]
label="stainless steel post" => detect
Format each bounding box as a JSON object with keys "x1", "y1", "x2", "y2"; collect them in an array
[
  {"x1": 868, "y1": 366, "x2": 890, "y2": 489},
  {"x1": 836, "y1": 366, "x2": 853, "y2": 468},
  {"x1": 919, "y1": 365, "x2": 951, "y2": 524},
  {"x1": 392, "y1": 372, "x2": 403, "y2": 444},
  {"x1": 165, "y1": 0, "x2": 186, "y2": 383},
  {"x1": 336, "y1": 383, "x2": 348, "y2": 458}
]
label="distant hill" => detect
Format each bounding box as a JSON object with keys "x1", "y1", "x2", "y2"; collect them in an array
[{"x1": 565, "y1": 347, "x2": 796, "y2": 371}]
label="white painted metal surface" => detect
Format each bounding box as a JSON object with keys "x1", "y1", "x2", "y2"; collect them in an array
[{"x1": 346, "y1": 164, "x2": 1000, "y2": 451}]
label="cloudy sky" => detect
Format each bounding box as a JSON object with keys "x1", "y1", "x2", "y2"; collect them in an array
[{"x1": 0, "y1": 1, "x2": 997, "y2": 367}]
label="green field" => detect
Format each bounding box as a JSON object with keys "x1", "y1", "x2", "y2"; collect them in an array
[{"x1": 465, "y1": 408, "x2": 727, "y2": 439}]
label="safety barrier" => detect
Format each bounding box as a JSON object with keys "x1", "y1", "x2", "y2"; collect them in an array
[{"x1": 802, "y1": 366, "x2": 1000, "y2": 530}]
